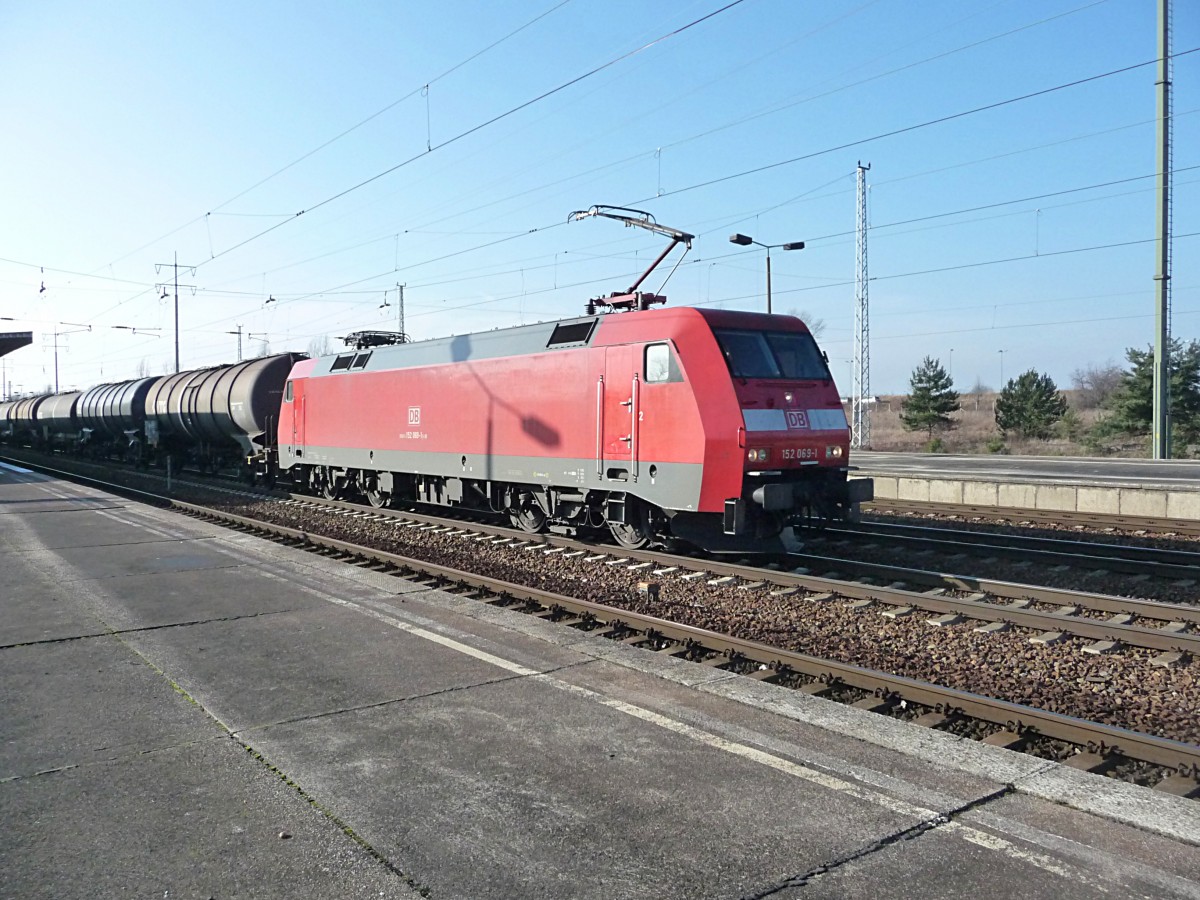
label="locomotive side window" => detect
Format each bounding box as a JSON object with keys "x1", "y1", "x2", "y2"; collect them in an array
[
  {"x1": 644, "y1": 343, "x2": 681, "y2": 383},
  {"x1": 350, "y1": 351, "x2": 372, "y2": 369},
  {"x1": 714, "y1": 329, "x2": 830, "y2": 380},
  {"x1": 330, "y1": 354, "x2": 355, "y2": 372},
  {"x1": 284, "y1": 381, "x2": 293, "y2": 402}
]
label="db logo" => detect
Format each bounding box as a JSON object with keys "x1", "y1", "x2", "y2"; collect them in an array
[
  {"x1": 785, "y1": 410, "x2": 809, "y2": 429},
  {"x1": 408, "y1": 407, "x2": 421, "y2": 425}
]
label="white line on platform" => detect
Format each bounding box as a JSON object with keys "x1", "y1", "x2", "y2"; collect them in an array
[{"x1": 0, "y1": 460, "x2": 34, "y2": 473}]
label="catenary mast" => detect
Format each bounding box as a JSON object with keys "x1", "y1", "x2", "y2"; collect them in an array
[{"x1": 851, "y1": 162, "x2": 871, "y2": 449}]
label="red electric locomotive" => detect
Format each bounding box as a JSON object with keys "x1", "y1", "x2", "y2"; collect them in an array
[{"x1": 274, "y1": 209, "x2": 870, "y2": 550}]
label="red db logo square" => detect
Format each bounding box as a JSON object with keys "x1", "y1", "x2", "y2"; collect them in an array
[
  {"x1": 408, "y1": 407, "x2": 421, "y2": 425},
  {"x1": 785, "y1": 410, "x2": 808, "y2": 429}
]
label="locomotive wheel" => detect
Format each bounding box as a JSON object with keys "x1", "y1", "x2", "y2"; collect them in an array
[
  {"x1": 365, "y1": 488, "x2": 390, "y2": 508},
  {"x1": 608, "y1": 500, "x2": 652, "y2": 549},
  {"x1": 509, "y1": 506, "x2": 547, "y2": 533},
  {"x1": 317, "y1": 468, "x2": 341, "y2": 500}
]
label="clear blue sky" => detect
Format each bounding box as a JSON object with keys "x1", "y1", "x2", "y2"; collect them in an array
[{"x1": 1, "y1": 0, "x2": 1196, "y2": 396}]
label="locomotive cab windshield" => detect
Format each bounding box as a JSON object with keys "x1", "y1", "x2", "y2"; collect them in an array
[{"x1": 713, "y1": 328, "x2": 830, "y2": 381}]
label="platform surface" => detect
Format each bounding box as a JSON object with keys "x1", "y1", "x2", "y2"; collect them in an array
[{"x1": 2, "y1": 460, "x2": 1199, "y2": 899}]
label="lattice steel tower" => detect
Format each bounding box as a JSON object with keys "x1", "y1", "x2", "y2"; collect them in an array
[{"x1": 851, "y1": 162, "x2": 871, "y2": 449}]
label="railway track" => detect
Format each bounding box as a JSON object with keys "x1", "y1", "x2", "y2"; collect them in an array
[
  {"x1": 7, "y1": 452, "x2": 1199, "y2": 796},
  {"x1": 814, "y1": 520, "x2": 1200, "y2": 582},
  {"x1": 865, "y1": 498, "x2": 1200, "y2": 537},
  {"x1": 281, "y1": 494, "x2": 1200, "y2": 657}
]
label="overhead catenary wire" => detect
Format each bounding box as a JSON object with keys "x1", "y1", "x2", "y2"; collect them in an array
[
  {"x1": 87, "y1": 1, "x2": 577, "y2": 275},
  {"x1": 195, "y1": 0, "x2": 750, "y2": 268},
  {"x1": 626, "y1": 48, "x2": 1200, "y2": 206},
  {"x1": 17, "y1": 6, "x2": 1195, "y2": 388},
  {"x1": 47, "y1": 15, "x2": 1172, "y2": 327},
  {"x1": 39, "y1": 154, "x2": 1199, "y2": 373},
  {"x1": 63, "y1": 0, "x2": 1100, "y2": 295}
]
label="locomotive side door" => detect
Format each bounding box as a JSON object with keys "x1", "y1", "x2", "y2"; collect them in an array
[
  {"x1": 290, "y1": 378, "x2": 306, "y2": 459},
  {"x1": 599, "y1": 345, "x2": 640, "y2": 482}
]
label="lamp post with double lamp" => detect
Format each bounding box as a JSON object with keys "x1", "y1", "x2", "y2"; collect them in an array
[{"x1": 728, "y1": 233, "x2": 805, "y2": 315}]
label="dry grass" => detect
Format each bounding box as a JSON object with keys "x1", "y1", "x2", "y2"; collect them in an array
[{"x1": 854, "y1": 392, "x2": 1152, "y2": 457}]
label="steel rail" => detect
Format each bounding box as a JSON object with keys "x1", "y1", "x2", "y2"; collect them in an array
[
  {"x1": 281, "y1": 496, "x2": 1200, "y2": 653},
  {"x1": 819, "y1": 524, "x2": 1200, "y2": 581},
  {"x1": 787, "y1": 553, "x2": 1200, "y2": 625},
  {"x1": 865, "y1": 498, "x2": 1200, "y2": 537},
  {"x1": 828, "y1": 519, "x2": 1200, "y2": 568},
  {"x1": 7, "y1": 456, "x2": 1196, "y2": 649}
]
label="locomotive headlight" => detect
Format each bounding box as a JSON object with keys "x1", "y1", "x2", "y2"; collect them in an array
[
  {"x1": 784, "y1": 392, "x2": 794, "y2": 404},
  {"x1": 826, "y1": 445, "x2": 844, "y2": 459},
  {"x1": 747, "y1": 448, "x2": 769, "y2": 462}
]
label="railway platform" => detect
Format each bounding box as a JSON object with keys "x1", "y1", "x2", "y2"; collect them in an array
[
  {"x1": 2, "y1": 461, "x2": 1198, "y2": 899},
  {"x1": 852, "y1": 450, "x2": 1200, "y2": 522}
]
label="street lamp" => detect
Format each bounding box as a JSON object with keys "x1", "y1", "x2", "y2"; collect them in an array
[
  {"x1": 998, "y1": 349, "x2": 1007, "y2": 388},
  {"x1": 949, "y1": 348, "x2": 954, "y2": 382},
  {"x1": 729, "y1": 233, "x2": 805, "y2": 315}
]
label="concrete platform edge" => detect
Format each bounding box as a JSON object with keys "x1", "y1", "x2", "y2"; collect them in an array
[{"x1": 853, "y1": 473, "x2": 1200, "y2": 521}]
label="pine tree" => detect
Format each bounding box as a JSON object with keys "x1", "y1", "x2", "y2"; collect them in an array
[
  {"x1": 900, "y1": 356, "x2": 959, "y2": 437},
  {"x1": 995, "y1": 369, "x2": 1067, "y2": 439},
  {"x1": 1103, "y1": 339, "x2": 1200, "y2": 444}
]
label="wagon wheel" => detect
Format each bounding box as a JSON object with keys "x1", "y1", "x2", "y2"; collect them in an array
[
  {"x1": 365, "y1": 487, "x2": 391, "y2": 508},
  {"x1": 509, "y1": 505, "x2": 547, "y2": 533},
  {"x1": 608, "y1": 499, "x2": 652, "y2": 549}
]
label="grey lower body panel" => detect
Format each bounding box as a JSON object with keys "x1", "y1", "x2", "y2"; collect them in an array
[{"x1": 283, "y1": 445, "x2": 706, "y2": 513}]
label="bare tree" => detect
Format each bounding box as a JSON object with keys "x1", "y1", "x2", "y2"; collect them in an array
[
  {"x1": 306, "y1": 335, "x2": 333, "y2": 358},
  {"x1": 1070, "y1": 361, "x2": 1124, "y2": 409},
  {"x1": 967, "y1": 378, "x2": 992, "y2": 410},
  {"x1": 785, "y1": 308, "x2": 826, "y2": 338},
  {"x1": 135, "y1": 358, "x2": 151, "y2": 378}
]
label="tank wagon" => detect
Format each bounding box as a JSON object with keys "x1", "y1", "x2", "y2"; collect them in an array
[
  {"x1": 0, "y1": 400, "x2": 14, "y2": 438},
  {"x1": 76, "y1": 377, "x2": 159, "y2": 460},
  {"x1": 8, "y1": 394, "x2": 50, "y2": 447},
  {"x1": 36, "y1": 392, "x2": 83, "y2": 448},
  {"x1": 144, "y1": 354, "x2": 301, "y2": 472},
  {"x1": 1, "y1": 354, "x2": 299, "y2": 475},
  {"x1": 0, "y1": 392, "x2": 81, "y2": 450}
]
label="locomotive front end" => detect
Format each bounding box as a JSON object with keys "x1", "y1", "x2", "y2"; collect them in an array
[{"x1": 710, "y1": 321, "x2": 872, "y2": 537}]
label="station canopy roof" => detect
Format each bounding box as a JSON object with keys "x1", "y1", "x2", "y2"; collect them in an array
[{"x1": 0, "y1": 332, "x2": 33, "y2": 358}]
